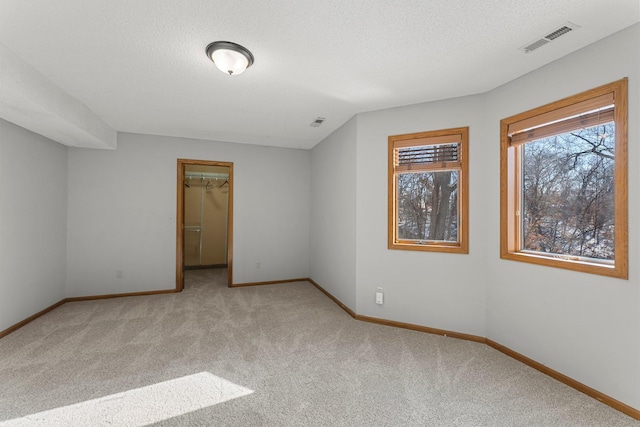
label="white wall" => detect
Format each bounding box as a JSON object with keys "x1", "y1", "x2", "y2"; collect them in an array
[
  {"x1": 66, "y1": 132, "x2": 310, "y2": 296},
  {"x1": 0, "y1": 119, "x2": 67, "y2": 332},
  {"x1": 484, "y1": 24, "x2": 640, "y2": 410},
  {"x1": 354, "y1": 95, "x2": 488, "y2": 337},
  {"x1": 310, "y1": 116, "x2": 357, "y2": 309}
]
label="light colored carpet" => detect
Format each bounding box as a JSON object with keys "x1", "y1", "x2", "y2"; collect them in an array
[{"x1": 0, "y1": 269, "x2": 637, "y2": 426}]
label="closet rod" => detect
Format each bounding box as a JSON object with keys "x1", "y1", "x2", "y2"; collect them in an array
[{"x1": 184, "y1": 172, "x2": 229, "y2": 180}]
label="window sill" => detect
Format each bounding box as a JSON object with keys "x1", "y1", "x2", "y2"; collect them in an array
[
  {"x1": 389, "y1": 241, "x2": 468, "y2": 254},
  {"x1": 500, "y1": 250, "x2": 626, "y2": 279}
]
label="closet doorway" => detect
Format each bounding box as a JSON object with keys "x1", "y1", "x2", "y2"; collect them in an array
[{"x1": 176, "y1": 159, "x2": 233, "y2": 290}]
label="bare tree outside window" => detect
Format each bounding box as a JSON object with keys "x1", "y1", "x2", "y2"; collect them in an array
[
  {"x1": 522, "y1": 123, "x2": 615, "y2": 260},
  {"x1": 397, "y1": 171, "x2": 458, "y2": 241}
]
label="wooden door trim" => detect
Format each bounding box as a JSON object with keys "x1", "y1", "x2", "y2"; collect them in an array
[{"x1": 176, "y1": 159, "x2": 234, "y2": 290}]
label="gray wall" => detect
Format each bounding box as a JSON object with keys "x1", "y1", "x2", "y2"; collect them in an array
[
  {"x1": 484, "y1": 24, "x2": 639, "y2": 410},
  {"x1": 355, "y1": 94, "x2": 488, "y2": 337},
  {"x1": 310, "y1": 24, "x2": 639, "y2": 410},
  {"x1": 0, "y1": 119, "x2": 67, "y2": 331},
  {"x1": 310, "y1": 116, "x2": 357, "y2": 310},
  {"x1": 66, "y1": 132, "x2": 311, "y2": 296}
]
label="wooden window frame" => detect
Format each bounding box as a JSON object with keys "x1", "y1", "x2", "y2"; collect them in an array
[
  {"x1": 500, "y1": 79, "x2": 628, "y2": 279},
  {"x1": 388, "y1": 127, "x2": 469, "y2": 253}
]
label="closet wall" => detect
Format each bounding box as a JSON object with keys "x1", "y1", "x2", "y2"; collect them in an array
[{"x1": 184, "y1": 165, "x2": 229, "y2": 267}]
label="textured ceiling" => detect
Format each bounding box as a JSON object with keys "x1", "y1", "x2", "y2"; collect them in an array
[{"x1": 0, "y1": 0, "x2": 638, "y2": 149}]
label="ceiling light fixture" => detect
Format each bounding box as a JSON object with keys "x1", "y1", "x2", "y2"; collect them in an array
[{"x1": 206, "y1": 41, "x2": 254, "y2": 76}]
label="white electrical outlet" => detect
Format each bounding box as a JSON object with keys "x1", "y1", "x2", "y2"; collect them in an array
[
  {"x1": 376, "y1": 287, "x2": 384, "y2": 305},
  {"x1": 116, "y1": 270, "x2": 123, "y2": 279},
  {"x1": 256, "y1": 262, "x2": 261, "y2": 269}
]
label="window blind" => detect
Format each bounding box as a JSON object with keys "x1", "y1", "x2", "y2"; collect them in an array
[
  {"x1": 507, "y1": 92, "x2": 614, "y2": 146},
  {"x1": 509, "y1": 107, "x2": 614, "y2": 146},
  {"x1": 393, "y1": 135, "x2": 462, "y2": 173}
]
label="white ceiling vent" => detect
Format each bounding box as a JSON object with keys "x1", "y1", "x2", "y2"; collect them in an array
[
  {"x1": 520, "y1": 22, "x2": 580, "y2": 53},
  {"x1": 310, "y1": 117, "x2": 326, "y2": 128}
]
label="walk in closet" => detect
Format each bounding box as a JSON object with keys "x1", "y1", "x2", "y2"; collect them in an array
[{"x1": 184, "y1": 165, "x2": 229, "y2": 268}]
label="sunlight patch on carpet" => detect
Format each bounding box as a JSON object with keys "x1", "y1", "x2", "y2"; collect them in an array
[{"x1": 0, "y1": 372, "x2": 254, "y2": 426}]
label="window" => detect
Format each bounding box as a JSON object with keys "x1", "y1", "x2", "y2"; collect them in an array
[
  {"x1": 388, "y1": 127, "x2": 469, "y2": 253},
  {"x1": 500, "y1": 79, "x2": 628, "y2": 279}
]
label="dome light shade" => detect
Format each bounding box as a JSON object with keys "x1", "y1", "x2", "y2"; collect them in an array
[{"x1": 206, "y1": 41, "x2": 254, "y2": 76}]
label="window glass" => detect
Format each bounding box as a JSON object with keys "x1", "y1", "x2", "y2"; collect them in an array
[
  {"x1": 521, "y1": 122, "x2": 615, "y2": 261},
  {"x1": 397, "y1": 170, "x2": 459, "y2": 242}
]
